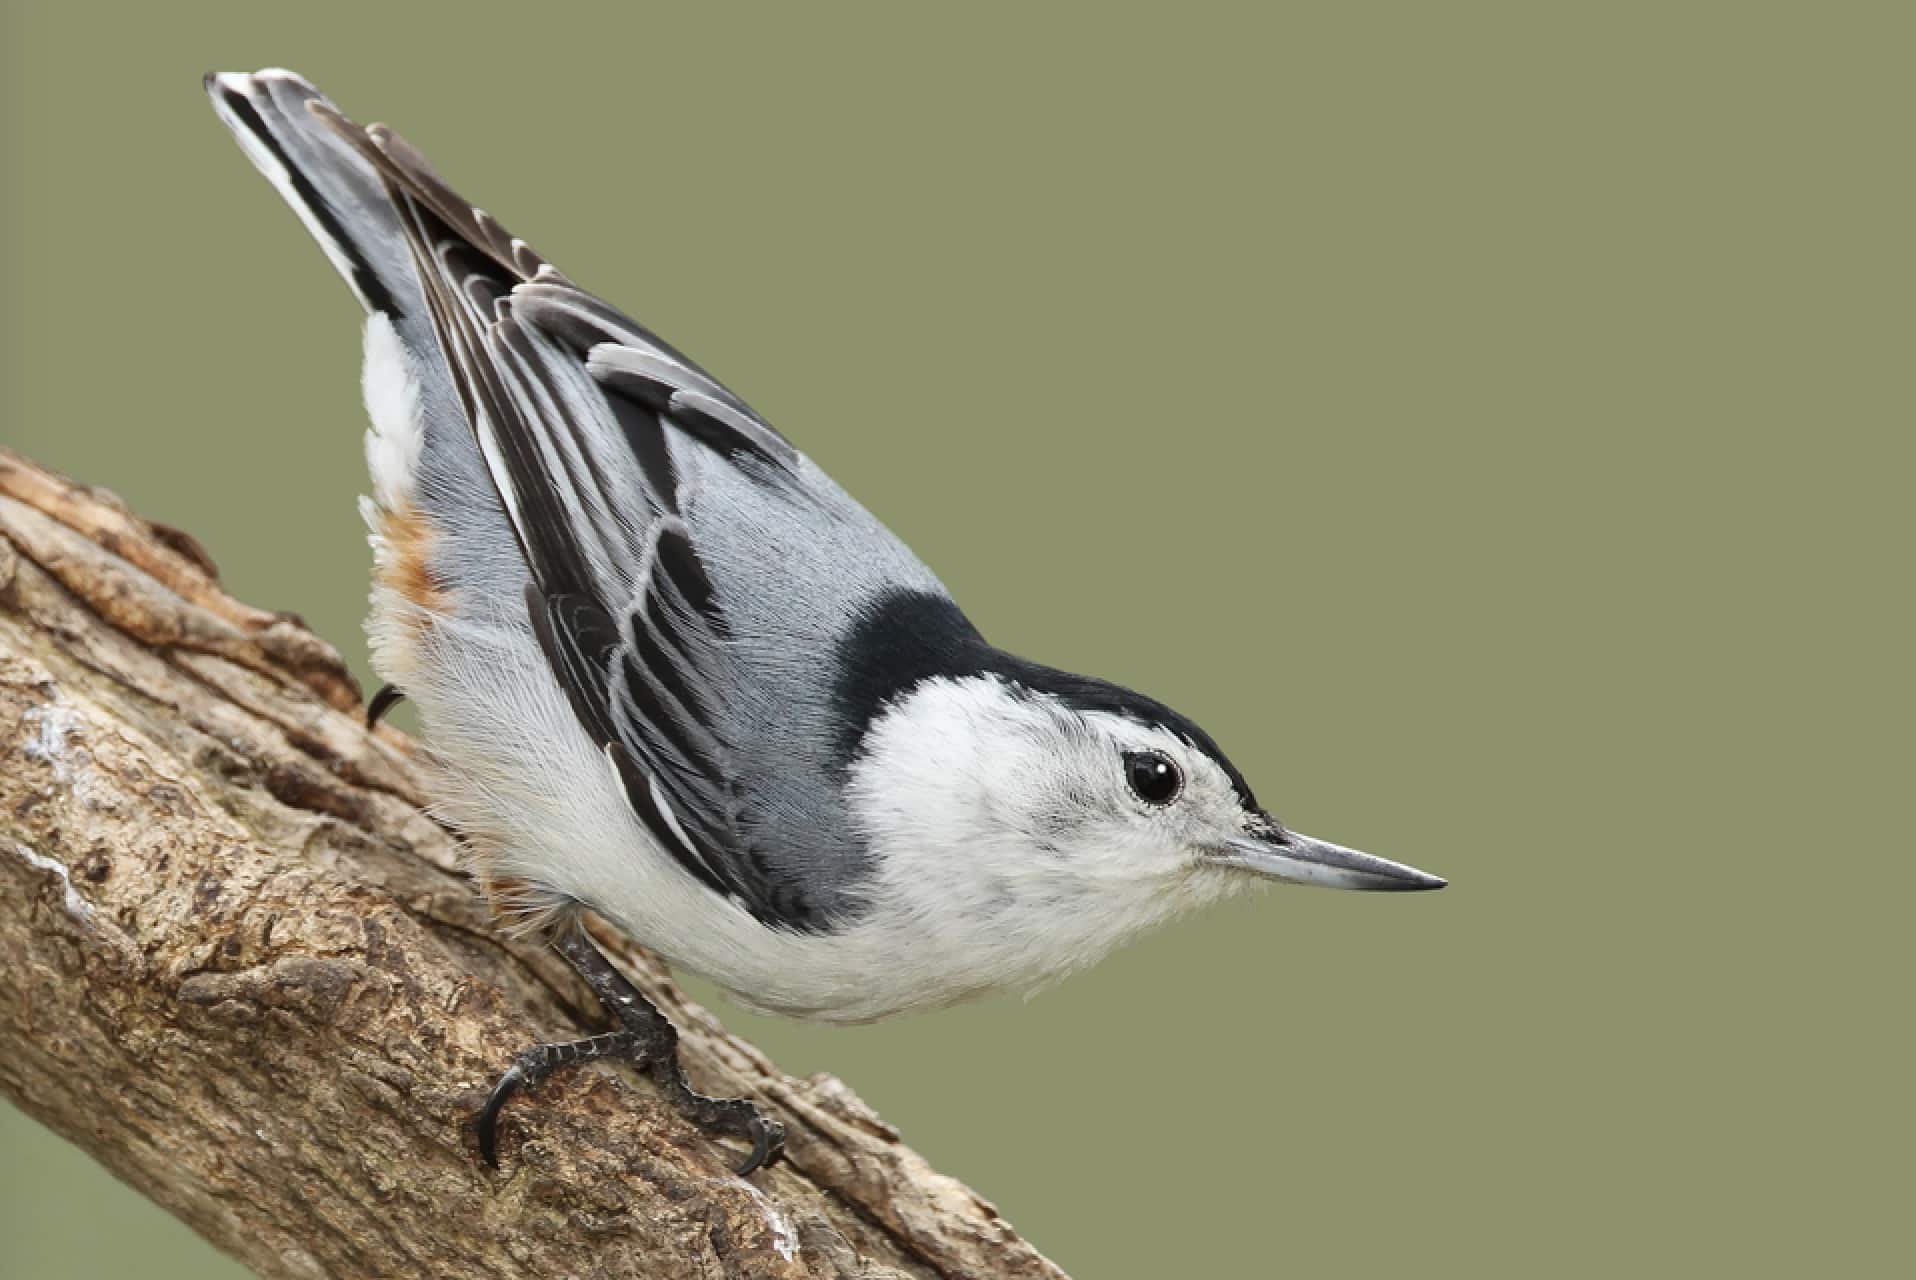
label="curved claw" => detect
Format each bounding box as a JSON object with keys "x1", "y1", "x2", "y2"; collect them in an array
[
  {"x1": 735, "y1": 1110, "x2": 786, "y2": 1177},
  {"x1": 476, "y1": 1062, "x2": 529, "y2": 1168},
  {"x1": 365, "y1": 683, "x2": 406, "y2": 727}
]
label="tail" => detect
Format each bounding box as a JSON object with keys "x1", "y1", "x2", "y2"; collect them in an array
[
  {"x1": 203, "y1": 69, "x2": 417, "y2": 318},
  {"x1": 203, "y1": 67, "x2": 519, "y2": 704}
]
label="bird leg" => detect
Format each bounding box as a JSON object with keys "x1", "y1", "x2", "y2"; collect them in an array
[{"x1": 475, "y1": 925, "x2": 786, "y2": 1175}]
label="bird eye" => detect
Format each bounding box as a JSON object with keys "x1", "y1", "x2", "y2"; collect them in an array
[{"x1": 1123, "y1": 750, "x2": 1183, "y2": 806}]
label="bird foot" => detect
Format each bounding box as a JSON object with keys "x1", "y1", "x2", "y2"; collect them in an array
[{"x1": 475, "y1": 928, "x2": 785, "y2": 1176}]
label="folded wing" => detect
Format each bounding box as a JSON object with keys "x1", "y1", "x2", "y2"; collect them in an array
[{"x1": 315, "y1": 102, "x2": 812, "y2": 927}]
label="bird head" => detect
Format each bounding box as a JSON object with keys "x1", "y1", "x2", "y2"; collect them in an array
[
  {"x1": 847, "y1": 665, "x2": 1444, "y2": 929},
  {"x1": 832, "y1": 590, "x2": 1443, "y2": 1009},
  {"x1": 1045, "y1": 701, "x2": 1447, "y2": 894}
]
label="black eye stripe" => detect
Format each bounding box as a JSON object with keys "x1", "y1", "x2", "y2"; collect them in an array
[{"x1": 1123, "y1": 750, "x2": 1183, "y2": 806}]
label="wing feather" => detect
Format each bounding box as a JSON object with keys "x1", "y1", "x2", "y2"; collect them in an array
[{"x1": 311, "y1": 101, "x2": 812, "y2": 925}]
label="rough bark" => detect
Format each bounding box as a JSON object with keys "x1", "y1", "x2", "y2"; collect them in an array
[{"x1": 0, "y1": 447, "x2": 1068, "y2": 1280}]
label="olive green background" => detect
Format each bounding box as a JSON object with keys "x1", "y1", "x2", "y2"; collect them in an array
[{"x1": 3, "y1": 2, "x2": 1907, "y2": 1276}]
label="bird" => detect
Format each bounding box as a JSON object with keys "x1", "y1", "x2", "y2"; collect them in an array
[{"x1": 204, "y1": 68, "x2": 1445, "y2": 1177}]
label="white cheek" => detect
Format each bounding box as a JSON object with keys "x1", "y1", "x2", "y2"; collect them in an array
[{"x1": 832, "y1": 677, "x2": 1219, "y2": 1010}]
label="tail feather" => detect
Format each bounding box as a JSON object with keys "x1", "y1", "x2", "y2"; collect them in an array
[
  {"x1": 204, "y1": 69, "x2": 415, "y2": 317},
  {"x1": 206, "y1": 67, "x2": 523, "y2": 671}
]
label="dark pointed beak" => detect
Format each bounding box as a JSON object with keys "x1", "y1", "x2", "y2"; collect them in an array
[{"x1": 1215, "y1": 825, "x2": 1446, "y2": 892}]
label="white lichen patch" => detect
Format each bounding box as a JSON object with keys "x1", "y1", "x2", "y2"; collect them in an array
[
  {"x1": 12, "y1": 842, "x2": 95, "y2": 924},
  {"x1": 20, "y1": 699, "x2": 113, "y2": 811},
  {"x1": 21, "y1": 701, "x2": 80, "y2": 784},
  {"x1": 711, "y1": 1177, "x2": 798, "y2": 1262}
]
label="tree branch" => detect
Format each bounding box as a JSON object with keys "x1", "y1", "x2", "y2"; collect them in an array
[{"x1": 0, "y1": 447, "x2": 1068, "y2": 1280}]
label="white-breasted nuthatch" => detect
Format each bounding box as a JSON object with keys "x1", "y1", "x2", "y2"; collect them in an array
[{"x1": 205, "y1": 68, "x2": 1445, "y2": 1175}]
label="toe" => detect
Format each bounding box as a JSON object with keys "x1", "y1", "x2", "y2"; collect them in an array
[{"x1": 734, "y1": 1110, "x2": 786, "y2": 1177}]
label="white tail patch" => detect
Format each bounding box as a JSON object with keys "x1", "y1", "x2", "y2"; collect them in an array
[{"x1": 362, "y1": 313, "x2": 424, "y2": 511}]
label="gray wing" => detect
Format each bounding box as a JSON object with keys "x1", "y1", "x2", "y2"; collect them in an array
[{"x1": 315, "y1": 103, "x2": 922, "y2": 931}]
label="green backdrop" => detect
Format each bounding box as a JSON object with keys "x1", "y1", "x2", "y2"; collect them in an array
[{"x1": 3, "y1": 2, "x2": 1907, "y2": 1276}]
